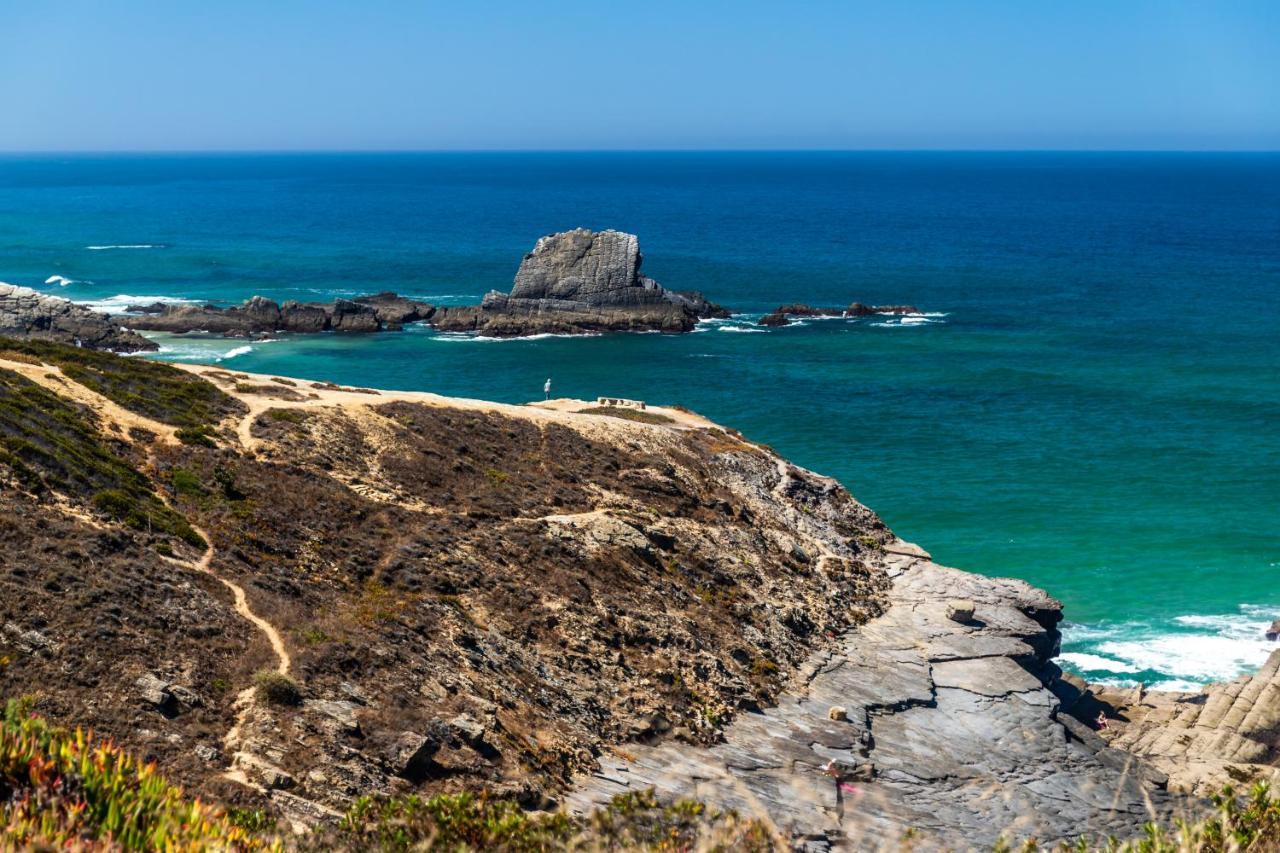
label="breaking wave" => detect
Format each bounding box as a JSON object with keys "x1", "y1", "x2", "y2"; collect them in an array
[
  {"x1": 73, "y1": 294, "x2": 198, "y2": 313},
  {"x1": 429, "y1": 331, "x2": 602, "y2": 343},
  {"x1": 84, "y1": 244, "x2": 167, "y2": 250},
  {"x1": 1057, "y1": 604, "x2": 1278, "y2": 692}
]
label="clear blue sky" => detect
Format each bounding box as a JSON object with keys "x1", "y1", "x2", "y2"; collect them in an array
[{"x1": 2, "y1": 0, "x2": 1277, "y2": 151}]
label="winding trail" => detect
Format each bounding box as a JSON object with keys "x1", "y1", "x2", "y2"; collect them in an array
[
  {"x1": 0, "y1": 357, "x2": 294, "y2": 775},
  {"x1": 184, "y1": 521, "x2": 291, "y2": 676}
]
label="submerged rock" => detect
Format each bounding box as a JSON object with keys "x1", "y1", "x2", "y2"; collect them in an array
[
  {"x1": 429, "y1": 229, "x2": 729, "y2": 336},
  {"x1": 0, "y1": 283, "x2": 156, "y2": 351},
  {"x1": 757, "y1": 302, "x2": 923, "y2": 327}
]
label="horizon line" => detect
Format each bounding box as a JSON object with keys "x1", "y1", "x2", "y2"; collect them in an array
[{"x1": 1, "y1": 147, "x2": 1278, "y2": 156}]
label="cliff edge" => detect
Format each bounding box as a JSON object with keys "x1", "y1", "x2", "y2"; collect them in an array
[{"x1": 0, "y1": 338, "x2": 1269, "y2": 847}]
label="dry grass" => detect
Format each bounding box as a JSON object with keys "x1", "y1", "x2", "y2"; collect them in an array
[{"x1": 577, "y1": 406, "x2": 675, "y2": 425}]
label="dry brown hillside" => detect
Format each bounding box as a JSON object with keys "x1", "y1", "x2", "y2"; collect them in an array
[{"x1": 0, "y1": 339, "x2": 895, "y2": 825}]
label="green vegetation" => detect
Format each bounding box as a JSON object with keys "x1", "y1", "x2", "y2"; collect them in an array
[
  {"x1": 315, "y1": 792, "x2": 577, "y2": 851},
  {"x1": 0, "y1": 368, "x2": 204, "y2": 547},
  {"x1": 170, "y1": 467, "x2": 207, "y2": 497},
  {"x1": 302, "y1": 788, "x2": 774, "y2": 852},
  {"x1": 6, "y1": 697, "x2": 1279, "y2": 851},
  {"x1": 299, "y1": 626, "x2": 332, "y2": 645},
  {"x1": 254, "y1": 671, "x2": 303, "y2": 706},
  {"x1": 578, "y1": 406, "x2": 676, "y2": 425},
  {"x1": 1010, "y1": 784, "x2": 1280, "y2": 853},
  {"x1": 0, "y1": 336, "x2": 243, "y2": 428},
  {"x1": 266, "y1": 407, "x2": 312, "y2": 424},
  {"x1": 0, "y1": 699, "x2": 275, "y2": 850},
  {"x1": 176, "y1": 423, "x2": 218, "y2": 447}
]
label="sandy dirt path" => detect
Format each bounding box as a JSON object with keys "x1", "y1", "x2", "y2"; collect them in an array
[{"x1": 171, "y1": 362, "x2": 719, "y2": 452}]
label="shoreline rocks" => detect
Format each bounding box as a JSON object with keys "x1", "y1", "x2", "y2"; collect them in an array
[
  {"x1": 1065, "y1": 651, "x2": 1280, "y2": 797},
  {"x1": 759, "y1": 302, "x2": 922, "y2": 327},
  {"x1": 569, "y1": 547, "x2": 1192, "y2": 847},
  {"x1": 428, "y1": 229, "x2": 729, "y2": 337},
  {"x1": 0, "y1": 283, "x2": 156, "y2": 351},
  {"x1": 116, "y1": 292, "x2": 436, "y2": 337}
]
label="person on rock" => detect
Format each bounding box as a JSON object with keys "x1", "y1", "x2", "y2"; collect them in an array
[
  {"x1": 544, "y1": 377, "x2": 552, "y2": 400},
  {"x1": 1096, "y1": 711, "x2": 1110, "y2": 731}
]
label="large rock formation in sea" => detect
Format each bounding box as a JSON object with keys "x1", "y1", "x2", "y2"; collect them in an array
[
  {"x1": 429, "y1": 229, "x2": 729, "y2": 336},
  {"x1": 117, "y1": 292, "x2": 436, "y2": 336},
  {"x1": 0, "y1": 283, "x2": 156, "y2": 351}
]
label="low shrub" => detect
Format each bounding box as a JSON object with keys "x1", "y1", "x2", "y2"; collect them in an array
[
  {"x1": 176, "y1": 424, "x2": 218, "y2": 447},
  {"x1": 0, "y1": 699, "x2": 276, "y2": 850},
  {"x1": 577, "y1": 406, "x2": 676, "y2": 425},
  {"x1": 254, "y1": 671, "x2": 303, "y2": 706}
]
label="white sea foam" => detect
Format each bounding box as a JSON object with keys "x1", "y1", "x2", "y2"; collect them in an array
[
  {"x1": 217, "y1": 345, "x2": 254, "y2": 361},
  {"x1": 73, "y1": 294, "x2": 198, "y2": 313},
  {"x1": 1098, "y1": 634, "x2": 1273, "y2": 682},
  {"x1": 1058, "y1": 604, "x2": 1278, "y2": 691},
  {"x1": 718, "y1": 325, "x2": 766, "y2": 333},
  {"x1": 44, "y1": 275, "x2": 78, "y2": 287},
  {"x1": 871, "y1": 315, "x2": 943, "y2": 328},
  {"x1": 85, "y1": 244, "x2": 166, "y2": 250},
  {"x1": 1057, "y1": 652, "x2": 1142, "y2": 674},
  {"x1": 429, "y1": 331, "x2": 602, "y2": 343}
]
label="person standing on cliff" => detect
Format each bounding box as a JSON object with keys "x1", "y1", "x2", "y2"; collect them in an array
[{"x1": 544, "y1": 377, "x2": 552, "y2": 400}]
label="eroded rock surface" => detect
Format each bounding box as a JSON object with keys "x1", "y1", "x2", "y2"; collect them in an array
[
  {"x1": 429, "y1": 229, "x2": 728, "y2": 336},
  {"x1": 1066, "y1": 652, "x2": 1280, "y2": 797},
  {"x1": 0, "y1": 283, "x2": 155, "y2": 351},
  {"x1": 568, "y1": 548, "x2": 1191, "y2": 849}
]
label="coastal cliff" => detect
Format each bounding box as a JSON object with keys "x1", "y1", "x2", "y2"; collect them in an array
[{"x1": 0, "y1": 338, "x2": 1273, "y2": 847}]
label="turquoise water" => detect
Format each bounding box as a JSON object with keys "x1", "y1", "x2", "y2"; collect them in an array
[{"x1": 1, "y1": 152, "x2": 1277, "y2": 690}]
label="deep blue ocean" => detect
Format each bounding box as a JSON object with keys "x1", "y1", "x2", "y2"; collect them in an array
[{"x1": 1, "y1": 152, "x2": 1277, "y2": 690}]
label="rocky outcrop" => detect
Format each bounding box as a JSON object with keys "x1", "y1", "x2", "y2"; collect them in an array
[
  {"x1": 758, "y1": 302, "x2": 923, "y2": 327},
  {"x1": 117, "y1": 293, "x2": 435, "y2": 337},
  {"x1": 569, "y1": 544, "x2": 1192, "y2": 848},
  {"x1": 0, "y1": 283, "x2": 156, "y2": 351},
  {"x1": 2, "y1": 340, "x2": 1269, "y2": 845},
  {"x1": 1063, "y1": 653, "x2": 1280, "y2": 797},
  {"x1": 428, "y1": 229, "x2": 728, "y2": 336}
]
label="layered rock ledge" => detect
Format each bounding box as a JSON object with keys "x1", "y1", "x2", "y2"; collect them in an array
[
  {"x1": 116, "y1": 292, "x2": 436, "y2": 337},
  {"x1": 569, "y1": 541, "x2": 1191, "y2": 848},
  {"x1": 428, "y1": 229, "x2": 730, "y2": 336},
  {"x1": 0, "y1": 283, "x2": 156, "y2": 351}
]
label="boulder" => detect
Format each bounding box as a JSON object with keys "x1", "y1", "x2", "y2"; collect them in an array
[
  {"x1": 279, "y1": 301, "x2": 329, "y2": 333},
  {"x1": 390, "y1": 730, "x2": 443, "y2": 782},
  {"x1": 1266, "y1": 620, "x2": 1280, "y2": 641},
  {"x1": 946, "y1": 600, "x2": 976, "y2": 622},
  {"x1": 326, "y1": 299, "x2": 380, "y2": 333},
  {"x1": 135, "y1": 673, "x2": 176, "y2": 711},
  {"x1": 0, "y1": 284, "x2": 156, "y2": 351},
  {"x1": 448, "y1": 713, "x2": 486, "y2": 742},
  {"x1": 354, "y1": 292, "x2": 436, "y2": 326}
]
